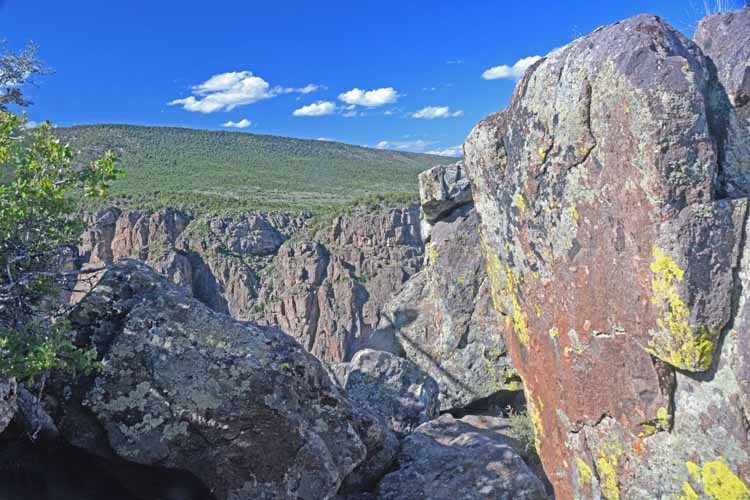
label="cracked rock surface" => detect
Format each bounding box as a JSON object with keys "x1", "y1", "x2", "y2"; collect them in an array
[{"x1": 464, "y1": 12, "x2": 750, "y2": 499}]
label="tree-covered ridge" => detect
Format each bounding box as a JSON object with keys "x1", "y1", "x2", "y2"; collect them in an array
[{"x1": 56, "y1": 124, "x2": 449, "y2": 213}]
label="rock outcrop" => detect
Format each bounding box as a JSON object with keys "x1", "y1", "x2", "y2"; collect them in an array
[
  {"x1": 380, "y1": 163, "x2": 519, "y2": 410},
  {"x1": 253, "y1": 205, "x2": 423, "y2": 362},
  {"x1": 376, "y1": 414, "x2": 549, "y2": 500},
  {"x1": 695, "y1": 9, "x2": 750, "y2": 200},
  {"x1": 464, "y1": 13, "x2": 750, "y2": 500},
  {"x1": 0, "y1": 378, "x2": 16, "y2": 435},
  {"x1": 332, "y1": 349, "x2": 439, "y2": 437},
  {"x1": 77, "y1": 208, "x2": 308, "y2": 318},
  {"x1": 61, "y1": 260, "x2": 395, "y2": 500}
]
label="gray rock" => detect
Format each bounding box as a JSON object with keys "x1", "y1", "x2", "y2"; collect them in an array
[
  {"x1": 0, "y1": 378, "x2": 16, "y2": 434},
  {"x1": 333, "y1": 349, "x2": 439, "y2": 437},
  {"x1": 62, "y1": 260, "x2": 389, "y2": 500},
  {"x1": 376, "y1": 414, "x2": 548, "y2": 500},
  {"x1": 419, "y1": 161, "x2": 472, "y2": 225},
  {"x1": 695, "y1": 9, "x2": 750, "y2": 198},
  {"x1": 76, "y1": 208, "x2": 308, "y2": 320},
  {"x1": 254, "y1": 205, "x2": 423, "y2": 363},
  {"x1": 381, "y1": 204, "x2": 519, "y2": 411}
]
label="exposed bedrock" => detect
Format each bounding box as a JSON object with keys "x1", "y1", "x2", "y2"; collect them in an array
[
  {"x1": 77, "y1": 208, "x2": 308, "y2": 318},
  {"x1": 464, "y1": 12, "x2": 750, "y2": 500},
  {"x1": 381, "y1": 162, "x2": 520, "y2": 411},
  {"x1": 252, "y1": 205, "x2": 424, "y2": 363}
]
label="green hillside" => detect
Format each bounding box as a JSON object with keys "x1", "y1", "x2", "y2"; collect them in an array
[{"x1": 56, "y1": 124, "x2": 449, "y2": 213}]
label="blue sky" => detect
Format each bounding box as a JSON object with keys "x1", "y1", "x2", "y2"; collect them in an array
[{"x1": 1, "y1": 0, "x2": 739, "y2": 156}]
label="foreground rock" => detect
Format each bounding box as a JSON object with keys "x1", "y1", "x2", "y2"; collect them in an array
[
  {"x1": 332, "y1": 349, "x2": 439, "y2": 437},
  {"x1": 61, "y1": 260, "x2": 392, "y2": 500},
  {"x1": 381, "y1": 163, "x2": 519, "y2": 410},
  {"x1": 377, "y1": 414, "x2": 548, "y2": 500},
  {"x1": 254, "y1": 205, "x2": 423, "y2": 362},
  {"x1": 464, "y1": 13, "x2": 750, "y2": 499}
]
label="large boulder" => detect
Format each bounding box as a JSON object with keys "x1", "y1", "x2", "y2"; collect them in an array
[
  {"x1": 332, "y1": 349, "x2": 439, "y2": 437},
  {"x1": 376, "y1": 414, "x2": 548, "y2": 500},
  {"x1": 464, "y1": 13, "x2": 750, "y2": 499},
  {"x1": 380, "y1": 166, "x2": 519, "y2": 411},
  {"x1": 419, "y1": 161, "x2": 473, "y2": 226},
  {"x1": 254, "y1": 205, "x2": 423, "y2": 363},
  {"x1": 60, "y1": 260, "x2": 393, "y2": 500}
]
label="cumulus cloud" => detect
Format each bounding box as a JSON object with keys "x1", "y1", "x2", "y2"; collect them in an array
[
  {"x1": 412, "y1": 106, "x2": 464, "y2": 119},
  {"x1": 221, "y1": 118, "x2": 252, "y2": 128},
  {"x1": 168, "y1": 71, "x2": 325, "y2": 113},
  {"x1": 169, "y1": 71, "x2": 274, "y2": 113},
  {"x1": 292, "y1": 101, "x2": 337, "y2": 117},
  {"x1": 482, "y1": 55, "x2": 542, "y2": 80},
  {"x1": 426, "y1": 145, "x2": 464, "y2": 157},
  {"x1": 339, "y1": 87, "x2": 400, "y2": 107},
  {"x1": 375, "y1": 139, "x2": 436, "y2": 151}
]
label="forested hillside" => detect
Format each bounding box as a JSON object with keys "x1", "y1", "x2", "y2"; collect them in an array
[{"x1": 57, "y1": 124, "x2": 448, "y2": 213}]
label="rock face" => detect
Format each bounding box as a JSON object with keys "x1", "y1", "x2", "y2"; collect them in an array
[
  {"x1": 464, "y1": 13, "x2": 750, "y2": 500},
  {"x1": 61, "y1": 260, "x2": 394, "y2": 500},
  {"x1": 376, "y1": 414, "x2": 548, "y2": 500},
  {"x1": 332, "y1": 349, "x2": 439, "y2": 437},
  {"x1": 77, "y1": 208, "x2": 308, "y2": 318},
  {"x1": 253, "y1": 205, "x2": 423, "y2": 363},
  {"x1": 381, "y1": 163, "x2": 518, "y2": 410},
  {"x1": 0, "y1": 378, "x2": 16, "y2": 435},
  {"x1": 695, "y1": 9, "x2": 750, "y2": 199}
]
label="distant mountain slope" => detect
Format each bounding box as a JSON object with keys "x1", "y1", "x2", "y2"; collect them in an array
[{"x1": 56, "y1": 124, "x2": 449, "y2": 213}]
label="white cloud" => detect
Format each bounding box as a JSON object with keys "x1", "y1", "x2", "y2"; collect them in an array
[
  {"x1": 24, "y1": 120, "x2": 39, "y2": 129},
  {"x1": 482, "y1": 55, "x2": 542, "y2": 80},
  {"x1": 222, "y1": 118, "x2": 252, "y2": 128},
  {"x1": 426, "y1": 145, "x2": 464, "y2": 157},
  {"x1": 169, "y1": 70, "x2": 274, "y2": 113},
  {"x1": 168, "y1": 71, "x2": 325, "y2": 113},
  {"x1": 339, "y1": 87, "x2": 400, "y2": 107},
  {"x1": 446, "y1": 59, "x2": 464, "y2": 65},
  {"x1": 375, "y1": 139, "x2": 436, "y2": 151},
  {"x1": 298, "y1": 84, "x2": 324, "y2": 94},
  {"x1": 275, "y1": 83, "x2": 326, "y2": 94},
  {"x1": 292, "y1": 101, "x2": 337, "y2": 117},
  {"x1": 316, "y1": 137, "x2": 334, "y2": 141},
  {"x1": 342, "y1": 110, "x2": 359, "y2": 118},
  {"x1": 412, "y1": 106, "x2": 464, "y2": 119}
]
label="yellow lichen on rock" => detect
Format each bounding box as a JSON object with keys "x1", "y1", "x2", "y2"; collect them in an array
[
  {"x1": 577, "y1": 458, "x2": 593, "y2": 486},
  {"x1": 702, "y1": 460, "x2": 750, "y2": 500},
  {"x1": 515, "y1": 192, "x2": 527, "y2": 213},
  {"x1": 526, "y1": 389, "x2": 544, "y2": 453},
  {"x1": 678, "y1": 481, "x2": 699, "y2": 500},
  {"x1": 646, "y1": 246, "x2": 714, "y2": 371}
]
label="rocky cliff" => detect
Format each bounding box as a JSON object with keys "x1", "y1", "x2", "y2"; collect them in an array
[
  {"x1": 464, "y1": 11, "x2": 750, "y2": 500},
  {"x1": 251, "y1": 204, "x2": 424, "y2": 362}
]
